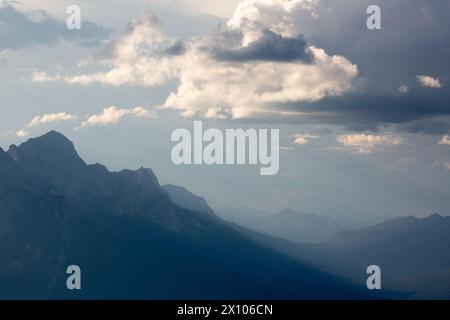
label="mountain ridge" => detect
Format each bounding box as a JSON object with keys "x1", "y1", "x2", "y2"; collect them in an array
[{"x1": 0, "y1": 131, "x2": 368, "y2": 299}]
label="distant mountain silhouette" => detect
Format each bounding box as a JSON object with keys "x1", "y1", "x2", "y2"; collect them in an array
[
  {"x1": 289, "y1": 214, "x2": 450, "y2": 299},
  {"x1": 215, "y1": 206, "x2": 271, "y2": 226},
  {"x1": 250, "y1": 209, "x2": 344, "y2": 243},
  {"x1": 0, "y1": 131, "x2": 367, "y2": 299},
  {"x1": 217, "y1": 208, "x2": 344, "y2": 244}
]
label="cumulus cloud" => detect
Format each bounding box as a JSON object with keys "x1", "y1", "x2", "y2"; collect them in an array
[
  {"x1": 32, "y1": 12, "x2": 178, "y2": 86},
  {"x1": 439, "y1": 135, "x2": 450, "y2": 146},
  {"x1": 26, "y1": 0, "x2": 450, "y2": 132},
  {"x1": 28, "y1": 112, "x2": 78, "y2": 127},
  {"x1": 416, "y1": 75, "x2": 443, "y2": 89},
  {"x1": 33, "y1": 1, "x2": 358, "y2": 119},
  {"x1": 0, "y1": 4, "x2": 110, "y2": 51},
  {"x1": 78, "y1": 106, "x2": 156, "y2": 129},
  {"x1": 210, "y1": 29, "x2": 314, "y2": 63},
  {"x1": 398, "y1": 84, "x2": 409, "y2": 94},
  {"x1": 160, "y1": 0, "x2": 357, "y2": 118},
  {"x1": 163, "y1": 45, "x2": 357, "y2": 118},
  {"x1": 227, "y1": 0, "x2": 319, "y2": 39},
  {"x1": 15, "y1": 129, "x2": 29, "y2": 138},
  {"x1": 293, "y1": 133, "x2": 319, "y2": 145},
  {"x1": 337, "y1": 134, "x2": 405, "y2": 154}
]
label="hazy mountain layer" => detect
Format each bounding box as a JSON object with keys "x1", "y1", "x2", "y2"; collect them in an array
[{"x1": 0, "y1": 131, "x2": 367, "y2": 299}]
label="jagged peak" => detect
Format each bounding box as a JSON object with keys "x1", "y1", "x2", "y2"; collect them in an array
[
  {"x1": 7, "y1": 130, "x2": 85, "y2": 167},
  {"x1": 0, "y1": 146, "x2": 18, "y2": 174}
]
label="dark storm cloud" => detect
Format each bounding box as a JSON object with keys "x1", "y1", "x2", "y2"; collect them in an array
[
  {"x1": 394, "y1": 117, "x2": 450, "y2": 135},
  {"x1": 268, "y1": 84, "x2": 450, "y2": 134},
  {"x1": 241, "y1": 0, "x2": 450, "y2": 134},
  {"x1": 212, "y1": 29, "x2": 314, "y2": 63},
  {"x1": 0, "y1": 4, "x2": 111, "y2": 50}
]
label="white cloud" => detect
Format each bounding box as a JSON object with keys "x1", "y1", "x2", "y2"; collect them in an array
[
  {"x1": 32, "y1": 1, "x2": 358, "y2": 120},
  {"x1": 336, "y1": 134, "x2": 405, "y2": 154},
  {"x1": 78, "y1": 106, "x2": 156, "y2": 129},
  {"x1": 228, "y1": 0, "x2": 319, "y2": 41},
  {"x1": 438, "y1": 135, "x2": 450, "y2": 146},
  {"x1": 28, "y1": 112, "x2": 78, "y2": 127},
  {"x1": 398, "y1": 84, "x2": 409, "y2": 94},
  {"x1": 416, "y1": 75, "x2": 442, "y2": 88},
  {"x1": 32, "y1": 12, "x2": 178, "y2": 87},
  {"x1": 293, "y1": 133, "x2": 319, "y2": 145},
  {"x1": 16, "y1": 129, "x2": 30, "y2": 138},
  {"x1": 162, "y1": 45, "x2": 357, "y2": 118},
  {"x1": 162, "y1": 0, "x2": 357, "y2": 118}
]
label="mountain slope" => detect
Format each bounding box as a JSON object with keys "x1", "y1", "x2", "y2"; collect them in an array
[
  {"x1": 251, "y1": 209, "x2": 343, "y2": 243},
  {"x1": 162, "y1": 184, "x2": 216, "y2": 217},
  {"x1": 0, "y1": 131, "x2": 368, "y2": 299},
  {"x1": 287, "y1": 214, "x2": 450, "y2": 298},
  {"x1": 223, "y1": 208, "x2": 344, "y2": 244},
  {"x1": 215, "y1": 206, "x2": 270, "y2": 226}
]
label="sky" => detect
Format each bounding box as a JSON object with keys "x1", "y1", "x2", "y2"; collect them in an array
[{"x1": 1, "y1": 0, "x2": 449, "y2": 220}]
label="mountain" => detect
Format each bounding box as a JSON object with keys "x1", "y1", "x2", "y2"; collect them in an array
[
  {"x1": 249, "y1": 209, "x2": 343, "y2": 244},
  {"x1": 218, "y1": 208, "x2": 344, "y2": 244},
  {"x1": 215, "y1": 206, "x2": 270, "y2": 226},
  {"x1": 0, "y1": 131, "x2": 367, "y2": 299},
  {"x1": 162, "y1": 184, "x2": 216, "y2": 217},
  {"x1": 290, "y1": 214, "x2": 450, "y2": 299}
]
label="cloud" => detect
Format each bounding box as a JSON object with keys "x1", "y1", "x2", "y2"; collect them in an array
[
  {"x1": 393, "y1": 116, "x2": 450, "y2": 136},
  {"x1": 164, "y1": 0, "x2": 357, "y2": 118},
  {"x1": 398, "y1": 85, "x2": 409, "y2": 94},
  {"x1": 163, "y1": 45, "x2": 357, "y2": 118},
  {"x1": 416, "y1": 75, "x2": 443, "y2": 89},
  {"x1": 210, "y1": 29, "x2": 314, "y2": 63},
  {"x1": 30, "y1": 0, "x2": 450, "y2": 133},
  {"x1": 261, "y1": 0, "x2": 450, "y2": 133},
  {"x1": 32, "y1": 11, "x2": 177, "y2": 87},
  {"x1": 28, "y1": 112, "x2": 78, "y2": 127},
  {"x1": 336, "y1": 134, "x2": 405, "y2": 154},
  {"x1": 78, "y1": 106, "x2": 156, "y2": 129},
  {"x1": 15, "y1": 129, "x2": 29, "y2": 138},
  {"x1": 0, "y1": 4, "x2": 110, "y2": 50},
  {"x1": 163, "y1": 40, "x2": 187, "y2": 56},
  {"x1": 33, "y1": 3, "x2": 358, "y2": 119},
  {"x1": 439, "y1": 135, "x2": 450, "y2": 146},
  {"x1": 227, "y1": 0, "x2": 319, "y2": 38},
  {"x1": 293, "y1": 133, "x2": 319, "y2": 145}
]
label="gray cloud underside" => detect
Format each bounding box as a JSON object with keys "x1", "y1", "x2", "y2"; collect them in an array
[
  {"x1": 210, "y1": 29, "x2": 314, "y2": 63},
  {"x1": 0, "y1": 4, "x2": 111, "y2": 50},
  {"x1": 238, "y1": 0, "x2": 450, "y2": 134},
  {"x1": 267, "y1": 87, "x2": 450, "y2": 134},
  {"x1": 163, "y1": 40, "x2": 187, "y2": 56}
]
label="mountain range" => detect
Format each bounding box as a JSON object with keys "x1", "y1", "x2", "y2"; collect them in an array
[
  {"x1": 215, "y1": 207, "x2": 347, "y2": 243},
  {"x1": 0, "y1": 131, "x2": 367, "y2": 299},
  {"x1": 126, "y1": 155, "x2": 450, "y2": 299},
  {"x1": 275, "y1": 214, "x2": 450, "y2": 299}
]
